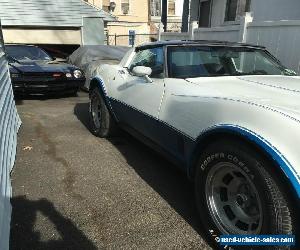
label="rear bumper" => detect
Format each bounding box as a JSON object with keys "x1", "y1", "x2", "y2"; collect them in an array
[{"x1": 12, "y1": 79, "x2": 85, "y2": 93}]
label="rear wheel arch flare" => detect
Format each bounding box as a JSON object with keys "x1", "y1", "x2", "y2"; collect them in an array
[{"x1": 189, "y1": 125, "x2": 300, "y2": 202}]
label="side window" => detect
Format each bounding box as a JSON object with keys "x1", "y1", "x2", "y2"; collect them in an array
[
  {"x1": 129, "y1": 47, "x2": 164, "y2": 78},
  {"x1": 232, "y1": 51, "x2": 282, "y2": 75}
]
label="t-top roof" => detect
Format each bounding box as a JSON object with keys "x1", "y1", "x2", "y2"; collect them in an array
[
  {"x1": 136, "y1": 40, "x2": 265, "y2": 50},
  {"x1": 0, "y1": 0, "x2": 116, "y2": 27}
]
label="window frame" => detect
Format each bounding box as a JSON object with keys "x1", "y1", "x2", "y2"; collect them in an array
[
  {"x1": 165, "y1": 44, "x2": 285, "y2": 79},
  {"x1": 168, "y1": 0, "x2": 176, "y2": 16},
  {"x1": 198, "y1": 0, "x2": 213, "y2": 28},
  {"x1": 224, "y1": 0, "x2": 252, "y2": 23},
  {"x1": 150, "y1": 0, "x2": 162, "y2": 17},
  {"x1": 121, "y1": 0, "x2": 130, "y2": 15},
  {"x1": 224, "y1": 0, "x2": 238, "y2": 22},
  {"x1": 127, "y1": 46, "x2": 167, "y2": 79}
]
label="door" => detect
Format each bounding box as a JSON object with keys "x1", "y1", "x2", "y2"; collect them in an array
[{"x1": 112, "y1": 46, "x2": 165, "y2": 140}]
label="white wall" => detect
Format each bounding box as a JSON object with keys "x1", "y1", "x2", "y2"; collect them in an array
[
  {"x1": 160, "y1": 32, "x2": 189, "y2": 40},
  {"x1": 251, "y1": 0, "x2": 300, "y2": 21},
  {"x1": 247, "y1": 20, "x2": 300, "y2": 73},
  {"x1": 194, "y1": 25, "x2": 240, "y2": 42},
  {"x1": 175, "y1": 0, "x2": 184, "y2": 16}
]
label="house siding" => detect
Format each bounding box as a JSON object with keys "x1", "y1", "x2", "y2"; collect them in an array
[
  {"x1": 0, "y1": 0, "x2": 114, "y2": 45},
  {"x1": 0, "y1": 0, "x2": 114, "y2": 27},
  {"x1": 0, "y1": 28, "x2": 21, "y2": 250}
]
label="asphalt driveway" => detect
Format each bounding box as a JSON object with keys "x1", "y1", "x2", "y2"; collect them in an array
[{"x1": 10, "y1": 92, "x2": 212, "y2": 250}]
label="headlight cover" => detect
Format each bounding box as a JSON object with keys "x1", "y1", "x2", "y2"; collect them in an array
[{"x1": 73, "y1": 70, "x2": 83, "y2": 79}]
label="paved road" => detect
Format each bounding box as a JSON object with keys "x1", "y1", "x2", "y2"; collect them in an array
[{"x1": 10, "y1": 92, "x2": 212, "y2": 250}]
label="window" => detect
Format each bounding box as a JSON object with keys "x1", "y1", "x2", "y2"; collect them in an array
[
  {"x1": 150, "y1": 0, "x2": 161, "y2": 16},
  {"x1": 225, "y1": 0, "x2": 251, "y2": 22},
  {"x1": 167, "y1": 46, "x2": 294, "y2": 79},
  {"x1": 150, "y1": 0, "x2": 176, "y2": 17},
  {"x1": 102, "y1": 0, "x2": 110, "y2": 12},
  {"x1": 121, "y1": 0, "x2": 130, "y2": 14},
  {"x1": 129, "y1": 47, "x2": 164, "y2": 78},
  {"x1": 6, "y1": 45, "x2": 52, "y2": 61},
  {"x1": 231, "y1": 51, "x2": 285, "y2": 75},
  {"x1": 168, "y1": 0, "x2": 175, "y2": 15}
]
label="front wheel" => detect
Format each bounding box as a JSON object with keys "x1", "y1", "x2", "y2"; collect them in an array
[
  {"x1": 89, "y1": 87, "x2": 117, "y2": 137},
  {"x1": 195, "y1": 140, "x2": 298, "y2": 249}
]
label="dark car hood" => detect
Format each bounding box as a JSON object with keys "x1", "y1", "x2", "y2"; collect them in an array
[{"x1": 9, "y1": 60, "x2": 77, "y2": 74}]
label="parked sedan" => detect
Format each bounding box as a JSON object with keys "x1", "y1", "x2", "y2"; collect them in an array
[
  {"x1": 88, "y1": 40, "x2": 299, "y2": 249},
  {"x1": 6, "y1": 44, "x2": 85, "y2": 95}
]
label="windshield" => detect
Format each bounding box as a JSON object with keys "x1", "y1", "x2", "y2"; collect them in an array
[
  {"x1": 6, "y1": 45, "x2": 52, "y2": 61},
  {"x1": 167, "y1": 46, "x2": 297, "y2": 78}
]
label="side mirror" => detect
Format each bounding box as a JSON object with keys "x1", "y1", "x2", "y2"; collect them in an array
[
  {"x1": 132, "y1": 66, "x2": 153, "y2": 83},
  {"x1": 132, "y1": 66, "x2": 152, "y2": 77}
]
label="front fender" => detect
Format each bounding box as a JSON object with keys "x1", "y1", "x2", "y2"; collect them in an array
[
  {"x1": 159, "y1": 94, "x2": 300, "y2": 199},
  {"x1": 90, "y1": 76, "x2": 118, "y2": 121},
  {"x1": 188, "y1": 124, "x2": 300, "y2": 199}
]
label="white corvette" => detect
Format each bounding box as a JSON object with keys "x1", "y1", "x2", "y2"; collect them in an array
[{"x1": 89, "y1": 41, "x2": 299, "y2": 249}]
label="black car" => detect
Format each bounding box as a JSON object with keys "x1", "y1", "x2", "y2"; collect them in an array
[{"x1": 6, "y1": 45, "x2": 85, "y2": 95}]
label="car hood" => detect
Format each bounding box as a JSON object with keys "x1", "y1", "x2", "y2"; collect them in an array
[
  {"x1": 9, "y1": 60, "x2": 77, "y2": 73},
  {"x1": 185, "y1": 75, "x2": 300, "y2": 120}
]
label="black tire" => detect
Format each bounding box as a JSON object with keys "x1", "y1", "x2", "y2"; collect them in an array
[
  {"x1": 195, "y1": 139, "x2": 298, "y2": 250},
  {"x1": 89, "y1": 87, "x2": 118, "y2": 137}
]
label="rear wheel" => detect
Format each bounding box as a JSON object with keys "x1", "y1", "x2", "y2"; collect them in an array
[
  {"x1": 89, "y1": 87, "x2": 117, "y2": 137},
  {"x1": 195, "y1": 140, "x2": 298, "y2": 249}
]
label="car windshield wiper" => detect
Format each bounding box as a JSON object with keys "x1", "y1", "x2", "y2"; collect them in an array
[{"x1": 6, "y1": 55, "x2": 21, "y2": 64}]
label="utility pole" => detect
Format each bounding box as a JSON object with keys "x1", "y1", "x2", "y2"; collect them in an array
[
  {"x1": 161, "y1": 0, "x2": 168, "y2": 32},
  {"x1": 181, "y1": 0, "x2": 190, "y2": 32}
]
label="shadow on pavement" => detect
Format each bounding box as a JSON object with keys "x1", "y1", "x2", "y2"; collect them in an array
[
  {"x1": 14, "y1": 91, "x2": 78, "y2": 105},
  {"x1": 73, "y1": 102, "x2": 213, "y2": 248},
  {"x1": 74, "y1": 102, "x2": 90, "y2": 131},
  {"x1": 10, "y1": 196, "x2": 97, "y2": 250}
]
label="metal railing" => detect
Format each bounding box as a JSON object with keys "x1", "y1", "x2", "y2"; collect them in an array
[
  {"x1": 0, "y1": 20, "x2": 21, "y2": 250},
  {"x1": 106, "y1": 33, "x2": 158, "y2": 46}
]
